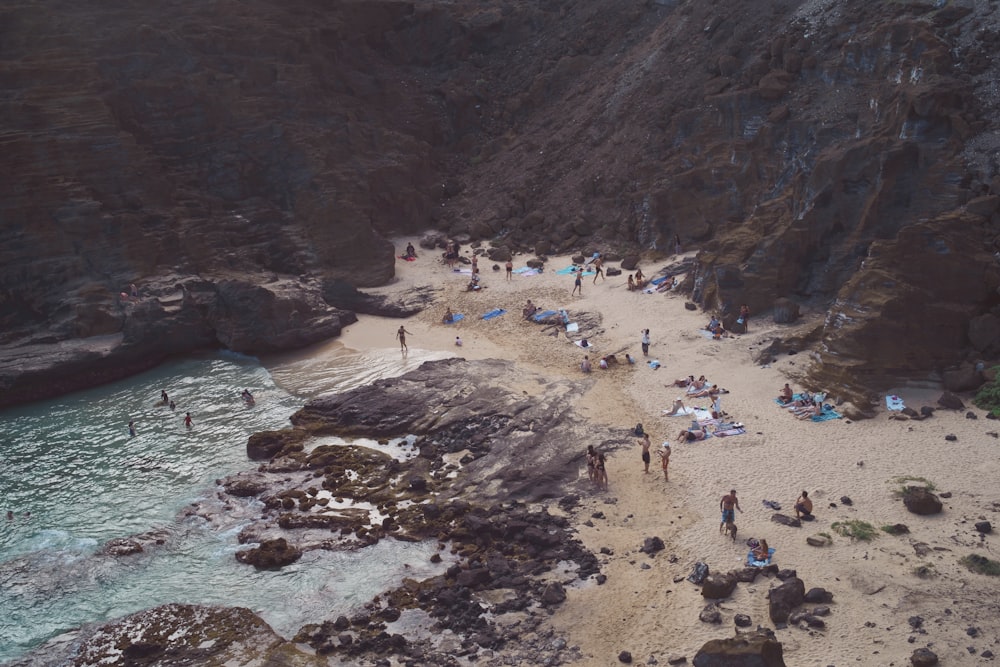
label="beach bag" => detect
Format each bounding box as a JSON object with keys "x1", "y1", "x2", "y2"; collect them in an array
[{"x1": 634, "y1": 423, "x2": 644, "y2": 436}]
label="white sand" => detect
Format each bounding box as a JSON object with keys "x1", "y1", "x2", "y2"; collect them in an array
[{"x1": 288, "y1": 237, "x2": 1000, "y2": 665}]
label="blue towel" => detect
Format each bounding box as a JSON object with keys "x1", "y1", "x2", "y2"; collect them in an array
[
  {"x1": 481, "y1": 308, "x2": 507, "y2": 321},
  {"x1": 532, "y1": 309, "x2": 559, "y2": 322},
  {"x1": 444, "y1": 314, "x2": 465, "y2": 324},
  {"x1": 556, "y1": 265, "x2": 595, "y2": 276},
  {"x1": 886, "y1": 395, "x2": 905, "y2": 411},
  {"x1": 811, "y1": 407, "x2": 843, "y2": 422},
  {"x1": 651, "y1": 276, "x2": 669, "y2": 286},
  {"x1": 746, "y1": 548, "x2": 776, "y2": 567}
]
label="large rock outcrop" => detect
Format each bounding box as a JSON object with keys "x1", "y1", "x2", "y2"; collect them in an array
[{"x1": 2, "y1": 0, "x2": 1000, "y2": 404}]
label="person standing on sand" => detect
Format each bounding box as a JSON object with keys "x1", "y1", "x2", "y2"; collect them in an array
[
  {"x1": 595, "y1": 452, "x2": 608, "y2": 490},
  {"x1": 739, "y1": 304, "x2": 750, "y2": 332},
  {"x1": 592, "y1": 255, "x2": 605, "y2": 284},
  {"x1": 184, "y1": 412, "x2": 193, "y2": 429},
  {"x1": 581, "y1": 355, "x2": 592, "y2": 373},
  {"x1": 572, "y1": 268, "x2": 583, "y2": 296},
  {"x1": 505, "y1": 259, "x2": 513, "y2": 281},
  {"x1": 658, "y1": 443, "x2": 671, "y2": 480},
  {"x1": 396, "y1": 326, "x2": 413, "y2": 353},
  {"x1": 720, "y1": 490, "x2": 742, "y2": 533},
  {"x1": 639, "y1": 432, "x2": 651, "y2": 473},
  {"x1": 641, "y1": 329, "x2": 651, "y2": 356}
]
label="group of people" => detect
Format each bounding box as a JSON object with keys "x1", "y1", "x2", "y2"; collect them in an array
[
  {"x1": 586, "y1": 445, "x2": 609, "y2": 490},
  {"x1": 637, "y1": 431, "x2": 671, "y2": 480},
  {"x1": 626, "y1": 268, "x2": 647, "y2": 291},
  {"x1": 718, "y1": 488, "x2": 815, "y2": 563},
  {"x1": 777, "y1": 383, "x2": 827, "y2": 419},
  {"x1": 129, "y1": 390, "x2": 199, "y2": 436}
]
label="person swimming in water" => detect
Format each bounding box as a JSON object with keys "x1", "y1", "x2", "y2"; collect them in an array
[
  {"x1": 241, "y1": 389, "x2": 255, "y2": 406},
  {"x1": 128, "y1": 420, "x2": 137, "y2": 437}
]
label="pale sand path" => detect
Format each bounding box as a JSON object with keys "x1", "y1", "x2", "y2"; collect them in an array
[{"x1": 278, "y1": 237, "x2": 1000, "y2": 666}]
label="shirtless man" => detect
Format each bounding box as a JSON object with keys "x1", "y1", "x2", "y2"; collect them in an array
[
  {"x1": 778, "y1": 383, "x2": 793, "y2": 404},
  {"x1": 396, "y1": 326, "x2": 413, "y2": 352},
  {"x1": 719, "y1": 490, "x2": 743, "y2": 534},
  {"x1": 678, "y1": 428, "x2": 707, "y2": 442},
  {"x1": 795, "y1": 491, "x2": 814, "y2": 519},
  {"x1": 184, "y1": 412, "x2": 193, "y2": 429},
  {"x1": 639, "y1": 433, "x2": 651, "y2": 473},
  {"x1": 505, "y1": 259, "x2": 513, "y2": 281},
  {"x1": 592, "y1": 255, "x2": 605, "y2": 284}
]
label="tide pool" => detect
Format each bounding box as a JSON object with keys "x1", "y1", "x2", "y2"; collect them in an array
[{"x1": 0, "y1": 351, "x2": 448, "y2": 664}]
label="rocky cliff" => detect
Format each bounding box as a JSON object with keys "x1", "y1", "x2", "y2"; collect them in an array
[{"x1": 2, "y1": 0, "x2": 999, "y2": 406}]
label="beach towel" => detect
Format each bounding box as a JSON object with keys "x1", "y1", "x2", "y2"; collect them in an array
[
  {"x1": 692, "y1": 408, "x2": 714, "y2": 422},
  {"x1": 397, "y1": 255, "x2": 417, "y2": 262},
  {"x1": 811, "y1": 406, "x2": 843, "y2": 422},
  {"x1": 512, "y1": 267, "x2": 540, "y2": 276},
  {"x1": 648, "y1": 360, "x2": 661, "y2": 370},
  {"x1": 481, "y1": 308, "x2": 507, "y2": 321},
  {"x1": 651, "y1": 276, "x2": 670, "y2": 286},
  {"x1": 662, "y1": 406, "x2": 696, "y2": 417},
  {"x1": 746, "y1": 548, "x2": 776, "y2": 567},
  {"x1": 698, "y1": 329, "x2": 716, "y2": 340},
  {"x1": 452, "y1": 268, "x2": 473, "y2": 275},
  {"x1": 565, "y1": 323, "x2": 580, "y2": 333},
  {"x1": 574, "y1": 339, "x2": 594, "y2": 349},
  {"x1": 443, "y1": 314, "x2": 465, "y2": 324},
  {"x1": 762, "y1": 500, "x2": 782, "y2": 510},
  {"x1": 886, "y1": 395, "x2": 905, "y2": 411},
  {"x1": 532, "y1": 309, "x2": 559, "y2": 323},
  {"x1": 713, "y1": 427, "x2": 747, "y2": 437},
  {"x1": 556, "y1": 265, "x2": 595, "y2": 276}
]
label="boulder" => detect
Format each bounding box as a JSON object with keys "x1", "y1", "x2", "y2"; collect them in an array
[
  {"x1": 975, "y1": 521, "x2": 992, "y2": 534},
  {"x1": 487, "y1": 246, "x2": 512, "y2": 262},
  {"x1": 701, "y1": 573, "x2": 737, "y2": 599},
  {"x1": 768, "y1": 577, "x2": 805, "y2": 624},
  {"x1": 641, "y1": 536, "x2": 666, "y2": 555},
  {"x1": 902, "y1": 487, "x2": 943, "y2": 515},
  {"x1": 734, "y1": 613, "x2": 752, "y2": 628},
  {"x1": 699, "y1": 604, "x2": 723, "y2": 624},
  {"x1": 693, "y1": 629, "x2": 785, "y2": 666},
  {"x1": 942, "y1": 364, "x2": 984, "y2": 392},
  {"x1": 803, "y1": 587, "x2": 833, "y2": 603},
  {"x1": 806, "y1": 534, "x2": 832, "y2": 547},
  {"x1": 540, "y1": 582, "x2": 567, "y2": 606},
  {"x1": 937, "y1": 391, "x2": 965, "y2": 410},
  {"x1": 910, "y1": 647, "x2": 939, "y2": 666},
  {"x1": 771, "y1": 514, "x2": 801, "y2": 528},
  {"x1": 621, "y1": 255, "x2": 639, "y2": 270},
  {"x1": 235, "y1": 537, "x2": 302, "y2": 569}
]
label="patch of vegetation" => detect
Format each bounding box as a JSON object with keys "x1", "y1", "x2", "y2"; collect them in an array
[
  {"x1": 961, "y1": 554, "x2": 1000, "y2": 577},
  {"x1": 831, "y1": 519, "x2": 878, "y2": 542},
  {"x1": 912, "y1": 563, "x2": 936, "y2": 579},
  {"x1": 974, "y1": 367, "x2": 1000, "y2": 417},
  {"x1": 818, "y1": 531, "x2": 832, "y2": 540},
  {"x1": 890, "y1": 475, "x2": 936, "y2": 497}
]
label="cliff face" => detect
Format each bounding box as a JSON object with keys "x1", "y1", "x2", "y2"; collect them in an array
[{"x1": 1, "y1": 0, "x2": 999, "y2": 405}]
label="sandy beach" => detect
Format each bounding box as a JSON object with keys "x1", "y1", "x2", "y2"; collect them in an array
[{"x1": 301, "y1": 237, "x2": 1000, "y2": 666}]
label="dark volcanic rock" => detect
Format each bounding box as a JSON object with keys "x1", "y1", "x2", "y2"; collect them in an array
[
  {"x1": 701, "y1": 574, "x2": 737, "y2": 600},
  {"x1": 693, "y1": 628, "x2": 785, "y2": 666},
  {"x1": 235, "y1": 537, "x2": 302, "y2": 569},
  {"x1": 911, "y1": 647, "x2": 939, "y2": 666},
  {"x1": 768, "y1": 577, "x2": 805, "y2": 624},
  {"x1": 902, "y1": 487, "x2": 944, "y2": 515}
]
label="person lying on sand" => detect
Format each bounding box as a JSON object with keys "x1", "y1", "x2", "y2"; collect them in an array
[
  {"x1": 796, "y1": 402, "x2": 824, "y2": 419},
  {"x1": 678, "y1": 428, "x2": 707, "y2": 442},
  {"x1": 688, "y1": 383, "x2": 720, "y2": 399},
  {"x1": 672, "y1": 374, "x2": 695, "y2": 388}
]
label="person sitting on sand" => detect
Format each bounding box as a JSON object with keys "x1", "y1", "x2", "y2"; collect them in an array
[
  {"x1": 581, "y1": 356, "x2": 592, "y2": 373},
  {"x1": 665, "y1": 396, "x2": 688, "y2": 416},
  {"x1": 627, "y1": 274, "x2": 635, "y2": 291},
  {"x1": 678, "y1": 428, "x2": 707, "y2": 442},
  {"x1": 467, "y1": 274, "x2": 481, "y2": 291},
  {"x1": 796, "y1": 401, "x2": 824, "y2": 419},
  {"x1": 523, "y1": 300, "x2": 538, "y2": 319},
  {"x1": 778, "y1": 383, "x2": 794, "y2": 404},
  {"x1": 443, "y1": 307, "x2": 455, "y2": 324},
  {"x1": 753, "y1": 538, "x2": 771, "y2": 562},
  {"x1": 711, "y1": 323, "x2": 728, "y2": 340},
  {"x1": 625, "y1": 353, "x2": 636, "y2": 364},
  {"x1": 689, "y1": 376, "x2": 707, "y2": 391},
  {"x1": 795, "y1": 491, "x2": 814, "y2": 519},
  {"x1": 404, "y1": 242, "x2": 417, "y2": 259},
  {"x1": 599, "y1": 356, "x2": 609, "y2": 369},
  {"x1": 708, "y1": 316, "x2": 720, "y2": 331}
]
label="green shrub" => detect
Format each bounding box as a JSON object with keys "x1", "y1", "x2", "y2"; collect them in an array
[
  {"x1": 831, "y1": 520, "x2": 878, "y2": 541},
  {"x1": 961, "y1": 554, "x2": 1000, "y2": 576},
  {"x1": 974, "y1": 367, "x2": 1000, "y2": 416},
  {"x1": 890, "y1": 475, "x2": 936, "y2": 497}
]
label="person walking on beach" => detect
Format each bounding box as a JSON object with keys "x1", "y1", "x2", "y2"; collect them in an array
[
  {"x1": 595, "y1": 452, "x2": 608, "y2": 490},
  {"x1": 572, "y1": 268, "x2": 583, "y2": 296},
  {"x1": 396, "y1": 325, "x2": 413, "y2": 353},
  {"x1": 184, "y1": 412, "x2": 193, "y2": 429},
  {"x1": 641, "y1": 329, "x2": 651, "y2": 356},
  {"x1": 658, "y1": 443, "x2": 671, "y2": 480},
  {"x1": 592, "y1": 255, "x2": 605, "y2": 284},
  {"x1": 639, "y1": 432, "x2": 651, "y2": 473},
  {"x1": 720, "y1": 490, "x2": 742, "y2": 533}
]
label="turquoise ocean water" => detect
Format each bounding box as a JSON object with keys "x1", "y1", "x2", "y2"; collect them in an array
[{"x1": 0, "y1": 346, "x2": 452, "y2": 664}]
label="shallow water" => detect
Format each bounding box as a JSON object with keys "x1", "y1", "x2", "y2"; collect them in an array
[{"x1": 0, "y1": 350, "x2": 450, "y2": 664}]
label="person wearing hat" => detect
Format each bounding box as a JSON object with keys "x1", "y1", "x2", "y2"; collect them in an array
[{"x1": 664, "y1": 396, "x2": 687, "y2": 416}]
